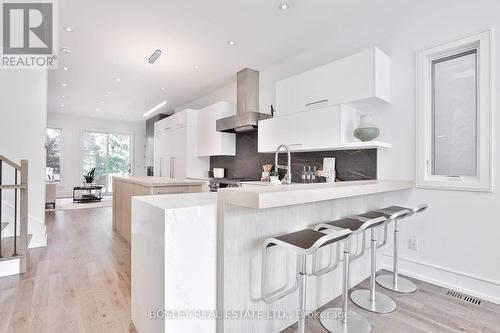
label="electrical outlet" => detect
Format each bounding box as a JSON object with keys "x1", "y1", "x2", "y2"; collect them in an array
[{"x1": 408, "y1": 238, "x2": 419, "y2": 251}]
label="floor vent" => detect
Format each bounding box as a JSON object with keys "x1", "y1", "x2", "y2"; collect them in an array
[{"x1": 446, "y1": 290, "x2": 482, "y2": 306}]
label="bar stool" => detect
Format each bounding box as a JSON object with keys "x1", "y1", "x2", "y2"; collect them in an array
[
  {"x1": 349, "y1": 209, "x2": 410, "y2": 314},
  {"x1": 314, "y1": 215, "x2": 387, "y2": 333},
  {"x1": 261, "y1": 228, "x2": 353, "y2": 333},
  {"x1": 375, "y1": 204, "x2": 428, "y2": 293}
]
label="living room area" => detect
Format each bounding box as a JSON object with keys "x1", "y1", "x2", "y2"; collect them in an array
[{"x1": 45, "y1": 112, "x2": 146, "y2": 211}]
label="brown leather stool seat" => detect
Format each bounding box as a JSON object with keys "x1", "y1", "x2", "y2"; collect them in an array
[
  {"x1": 268, "y1": 228, "x2": 351, "y2": 253},
  {"x1": 318, "y1": 217, "x2": 365, "y2": 232}
]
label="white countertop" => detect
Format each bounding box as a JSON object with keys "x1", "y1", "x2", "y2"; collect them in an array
[
  {"x1": 134, "y1": 191, "x2": 217, "y2": 209},
  {"x1": 113, "y1": 176, "x2": 207, "y2": 187},
  {"x1": 218, "y1": 179, "x2": 413, "y2": 209}
]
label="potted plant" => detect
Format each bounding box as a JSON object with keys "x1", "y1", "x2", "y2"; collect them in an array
[
  {"x1": 269, "y1": 171, "x2": 280, "y2": 184},
  {"x1": 83, "y1": 168, "x2": 96, "y2": 188}
]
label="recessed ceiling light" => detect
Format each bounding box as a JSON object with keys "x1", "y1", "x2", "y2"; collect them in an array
[
  {"x1": 61, "y1": 83, "x2": 67, "y2": 87},
  {"x1": 227, "y1": 40, "x2": 236, "y2": 46},
  {"x1": 116, "y1": 77, "x2": 121, "y2": 82},
  {"x1": 161, "y1": 87, "x2": 166, "y2": 91},
  {"x1": 61, "y1": 47, "x2": 72, "y2": 54},
  {"x1": 143, "y1": 100, "x2": 167, "y2": 118},
  {"x1": 100, "y1": 101, "x2": 104, "y2": 104},
  {"x1": 193, "y1": 64, "x2": 201, "y2": 70},
  {"x1": 61, "y1": 95, "x2": 65, "y2": 99},
  {"x1": 106, "y1": 91, "x2": 111, "y2": 95},
  {"x1": 278, "y1": 3, "x2": 289, "y2": 10},
  {"x1": 64, "y1": 26, "x2": 73, "y2": 32},
  {"x1": 63, "y1": 66, "x2": 69, "y2": 71}
]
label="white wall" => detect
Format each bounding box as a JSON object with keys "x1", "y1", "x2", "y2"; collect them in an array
[
  {"x1": 175, "y1": 81, "x2": 236, "y2": 112},
  {"x1": 0, "y1": 69, "x2": 48, "y2": 248},
  {"x1": 176, "y1": 1, "x2": 500, "y2": 303},
  {"x1": 47, "y1": 113, "x2": 146, "y2": 197}
]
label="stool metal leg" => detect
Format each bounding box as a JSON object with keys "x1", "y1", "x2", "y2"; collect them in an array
[
  {"x1": 298, "y1": 255, "x2": 307, "y2": 333},
  {"x1": 351, "y1": 228, "x2": 396, "y2": 314},
  {"x1": 376, "y1": 219, "x2": 417, "y2": 293},
  {"x1": 319, "y1": 240, "x2": 370, "y2": 333}
]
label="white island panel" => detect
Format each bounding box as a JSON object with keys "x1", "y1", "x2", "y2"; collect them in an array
[{"x1": 132, "y1": 192, "x2": 217, "y2": 333}]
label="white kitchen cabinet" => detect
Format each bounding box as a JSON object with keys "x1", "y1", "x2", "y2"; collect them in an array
[
  {"x1": 275, "y1": 47, "x2": 390, "y2": 117},
  {"x1": 154, "y1": 109, "x2": 209, "y2": 178},
  {"x1": 258, "y1": 104, "x2": 359, "y2": 153},
  {"x1": 197, "y1": 101, "x2": 236, "y2": 156}
]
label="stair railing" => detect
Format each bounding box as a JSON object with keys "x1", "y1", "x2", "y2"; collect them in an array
[{"x1": 0, "y1": 154, "x2": 28, "y2": 273}]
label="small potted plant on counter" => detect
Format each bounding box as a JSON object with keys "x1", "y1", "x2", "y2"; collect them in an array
[
  {"x1": 269, "y1": 171, "x2": 281, "y2": 185},
  {"x1": 83, "y1": 168, "x2": 96, "y2": 188}
]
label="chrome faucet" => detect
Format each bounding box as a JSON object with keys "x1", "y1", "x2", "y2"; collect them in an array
[{"x1": 275, "y1": 144, "x2": 292, "y2": 184}]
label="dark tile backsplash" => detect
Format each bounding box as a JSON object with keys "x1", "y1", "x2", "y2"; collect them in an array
[{"x1": 210, "y1": 131, "x2": 377, "y2": 182}]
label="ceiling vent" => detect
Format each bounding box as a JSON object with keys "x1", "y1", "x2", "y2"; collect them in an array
[{"x1": 148, "y1": 50, "x2": 162, "y2": 64}]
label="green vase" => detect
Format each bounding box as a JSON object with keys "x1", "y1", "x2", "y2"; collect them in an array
[{"x1": 353, "y1": 115, "x2": 380, "y2": 142}]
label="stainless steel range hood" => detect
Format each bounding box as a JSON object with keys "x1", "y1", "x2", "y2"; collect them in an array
[{"x1": 216, "y1": 68, "x2": 272, "y2": 133}]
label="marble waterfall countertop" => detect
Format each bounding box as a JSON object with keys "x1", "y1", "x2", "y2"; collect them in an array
[
  {"x1": 134, "y1": 191, "x2": 217, "y2": 208},
  {"x1": 131, "y1": 192, "x2": 218, "y2": 333},
  {"x1": 112, "y1": 175, "x2": 207, "y2": 187},
  {"x1": 218, "y1": 179, "x2": 413, "y2": 209}
]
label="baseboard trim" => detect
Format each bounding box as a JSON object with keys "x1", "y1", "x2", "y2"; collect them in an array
[
  {"x1": 381, "y1": 254, "x2": 500, "y2": 305},
  {"x1": 28, "y1": 228, "x2": 48, "y2": 248},
  {"x1": 0, "y1": 258, "x2": 20, "y2": 278}
]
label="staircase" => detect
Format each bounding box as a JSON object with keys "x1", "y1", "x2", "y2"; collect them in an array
[{"x1": 0, "y1": 154, "x2": 29, "y2": 276}]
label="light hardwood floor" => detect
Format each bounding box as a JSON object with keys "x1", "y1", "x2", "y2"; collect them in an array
[
  {"x1": 0, "y1": 208, "x2": 135, "y2": 333},
  {"x1": 282, "y1": 274, "x2": 500, "y2": 333},
  {"x1": 1, "y1": 207, "x2": 499, "y2": 333}
]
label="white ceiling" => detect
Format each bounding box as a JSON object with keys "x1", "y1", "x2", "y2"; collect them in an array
[{"x1": 48, "y1": 0, "x2": 400, "y2": 122}]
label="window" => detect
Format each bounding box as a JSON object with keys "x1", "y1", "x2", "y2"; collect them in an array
[
  {"x1": 46, "y1": 128, "x2": 62, "y2": 182},
  {"x1": 82, "y1": 131, "x2": 131, "y2": 193},
  {"x1": 417, "y1": 30, "x2": 492, "y2": 191}
]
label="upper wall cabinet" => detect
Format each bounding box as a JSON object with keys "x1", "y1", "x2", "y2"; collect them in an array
[
  {"x1": 197, "y1": 102, "x2": 236, "y2": 156},
  {"x1": 275, "y1": 47, "x2": 390, "y2": 117},
  {"x1": 154, "y1": 111, "x2": 186, "y2": 136},
  {"x1": 258, "y1": 104, "x2": 359, "y2": 153},
  {"x1": 154, "y1": 109, "x2": 209, "y2": 179}
]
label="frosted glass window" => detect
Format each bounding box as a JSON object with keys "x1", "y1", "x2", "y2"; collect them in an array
[{"x1": 432, "y1": 50, "x2": 477, "y2": 177}]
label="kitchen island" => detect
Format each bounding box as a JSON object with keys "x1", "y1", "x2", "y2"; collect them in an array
[
  {"x1": 131, "y1": 192, "x2": 217, "y2": 333},
  {"x1": 217, "y1": 180, "x2": 412, "y2": 333},
  {"x1": 112, "y1": 176, "x2": 206, "y2": 243},
  {"x1": 131, "y1": 180, "x2": 412, "y2": 333}
]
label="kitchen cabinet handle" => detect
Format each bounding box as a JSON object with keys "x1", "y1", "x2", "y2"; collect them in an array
[
  {"x1": 159, "y1": 157, "x2": 163, "y2": 177},
  {"x1": 305, "y1": 99, "x2": 329, "y2": 107},
  {"x1": 170, "y1": 157, "x2": 175, "y2": 178}
]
